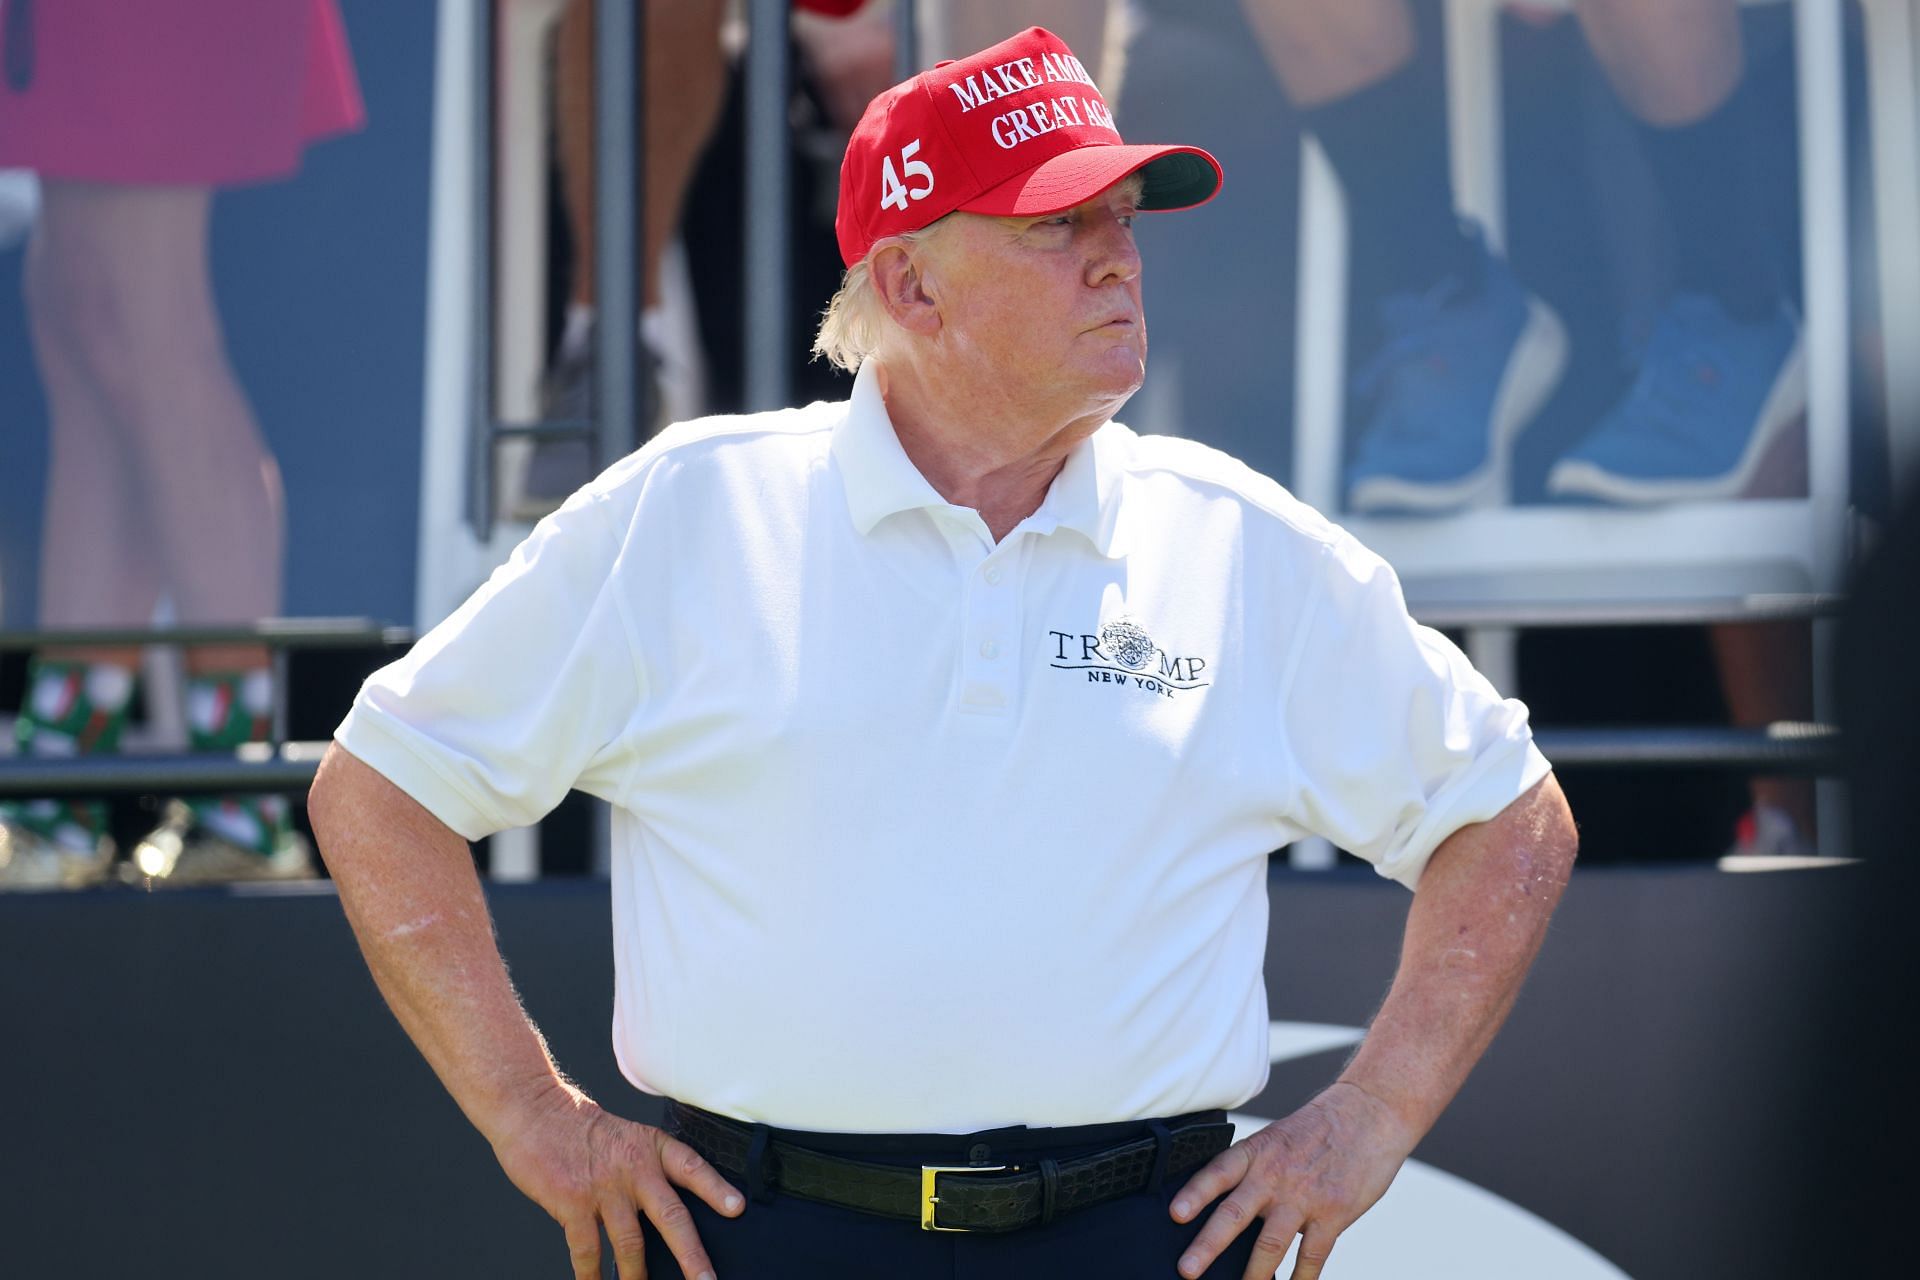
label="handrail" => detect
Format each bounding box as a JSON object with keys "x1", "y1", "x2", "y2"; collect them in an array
[
  {"x1": 1411, "y1": 594, "x2": 1843, "y2": 630},
  {"x1": 0, "y1": 722, "x2": 1843, "y2": 799},
  {"x1": 745, "y1": 0, "x2": 791, "y2": 411},
  {"x1": 0, "y1": 596, "x2": 1838, "y2": 651},
  {"x1": 0, "y1": 742, "x2": 330, "y2": 797},
  {"x1": 1531, "y1": 723, "x2": 1840, "y2": 770},
  {"x1": 0, "y1": 618, "x2": 413, "y2": 651}
]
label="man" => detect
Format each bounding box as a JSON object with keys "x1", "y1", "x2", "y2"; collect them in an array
[{"x1": 309, "y1": 27, "x2": 1576, "y2": 1280}]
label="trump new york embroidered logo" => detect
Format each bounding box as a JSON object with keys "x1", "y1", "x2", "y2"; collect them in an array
[{"x1": 1046, "y1": 618, "x2": 1212, "y2": 698}]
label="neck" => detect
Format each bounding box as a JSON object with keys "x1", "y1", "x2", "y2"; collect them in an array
[{"x1": 873, "y1": 359, "x2": 1113, "y2": 543}]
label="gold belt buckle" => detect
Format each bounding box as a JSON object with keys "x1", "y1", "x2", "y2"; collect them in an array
[{"x1": 920, "y1": 1163, "x2": 1009, "y2": 1232}]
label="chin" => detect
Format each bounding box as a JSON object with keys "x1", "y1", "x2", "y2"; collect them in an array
[
  {"x1": 1089, "y1": 370, "x2": 1146, "y2": 416},
  {"x1": 1055, "y1": 344, "x2": 1145, "y2": 410},
  {"x1": 1104, "y1": 354, "x2": 1147, "y2": 398}
]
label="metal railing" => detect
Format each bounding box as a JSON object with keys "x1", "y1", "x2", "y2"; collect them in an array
[
  {"x1": 1533, "y1": 723, "x2": 1839, "y2": 770},
  {"x1": 0, "y1": 721, "x2": 1840, "y2": 801},
  {"x1": 0, "y1": 604, "x2": 1846, "y2": 804},
  {"x1": 0, "y1": 742, "x2": 331, "y2": 798},
  {"x1": 0, "y1": 619, "x2": 412, "y2": 652},
  {"x1": 0, "y1": 619, "x2": 406, "y2": 799},
  {"x1": 466, "y1": 0, "x2": 647, "y2": 541},
  {"x1": 1414, "y1": 593, "x2": 1844, "y2": 631}
]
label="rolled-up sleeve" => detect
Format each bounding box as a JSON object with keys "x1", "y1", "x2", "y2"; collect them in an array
[
  {"x1": 333, "y1": 488, "x2": 646, "y2": 841},
  {"x1": 1277, "y1": 534, "x2": 1551, "y2": 889}
]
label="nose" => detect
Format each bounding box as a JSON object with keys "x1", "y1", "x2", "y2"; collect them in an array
[{"x1": 1084, "y1": 209, "x2": 1142, "y2": 289}]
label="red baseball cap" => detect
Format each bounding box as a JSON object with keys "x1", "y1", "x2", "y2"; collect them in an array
[{"x1": 835, "y1": 27, "x2": 1222, "y2": 266}]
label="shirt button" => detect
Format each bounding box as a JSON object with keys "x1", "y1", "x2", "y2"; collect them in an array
[
  {"x1": 983, "y1": 565, "x2": 1003, "y2": 586},
  {"x1": 980, "y1": 640, "x2": 1000, "y2": 660}
]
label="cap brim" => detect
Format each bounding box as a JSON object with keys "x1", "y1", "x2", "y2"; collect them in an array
[{"x1": 957, "y1": 143, "x2": 1222, "y2": 218}]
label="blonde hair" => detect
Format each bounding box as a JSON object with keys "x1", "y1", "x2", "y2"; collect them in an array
[
  {"x1": 811, "y1": 219, "x2": 951, "y2": 373},
  {"x1": 811, "y1": 175, "x2": 1146, "y2": 372}
]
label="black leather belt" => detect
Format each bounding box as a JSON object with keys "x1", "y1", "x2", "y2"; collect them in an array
[{"x1": 664, "y1": 1102, "x2": 1236, "y2": 1234}]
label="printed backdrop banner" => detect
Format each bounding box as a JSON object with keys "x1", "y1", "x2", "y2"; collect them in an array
[{"x1": 0, "y1": 864, "x2": 1865, "y2": 1279}]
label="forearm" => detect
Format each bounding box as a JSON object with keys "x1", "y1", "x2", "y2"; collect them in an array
[
  {"x1": 308, "y1": 743, "x2": 576, "y2": 1146},
  {"x1": 310, "y1": 744, "x2": 745, "y2": 1279},
  {"x1": 1170, "y1": 775, "x2": 1575, "y2": 1277},
  {"x1": 1337, "y1": 773, "x2": 1578, "y2": 1145}
]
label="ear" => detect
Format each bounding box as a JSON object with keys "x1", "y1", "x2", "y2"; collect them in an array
[{"x1": 869, "y1": 241, "x2": 944, "y2": 339}]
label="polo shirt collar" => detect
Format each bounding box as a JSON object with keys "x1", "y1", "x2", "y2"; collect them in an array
[
  {"x1": 833, "y1": 361, "x2": 1128, "y2": 558},
  {"x1": 1024, "y1": 411, "x2": 1129, "y2": 558},
  {"x1": 833, "y1": 360, "x2": 951, "y2": 536}
]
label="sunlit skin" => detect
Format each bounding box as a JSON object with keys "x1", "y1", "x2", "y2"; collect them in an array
[{"x1": 867, "y1": 177, "x2": 1146, "y2": 541}]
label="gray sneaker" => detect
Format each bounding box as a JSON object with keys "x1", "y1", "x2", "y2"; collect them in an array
[{"x1": 520, "y1": 332, "x2": 669, "y2": 515}]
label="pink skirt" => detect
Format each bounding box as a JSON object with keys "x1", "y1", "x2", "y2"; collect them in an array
[{"x1": 0, "y1": 0, "x2": 365, "y2": 186}]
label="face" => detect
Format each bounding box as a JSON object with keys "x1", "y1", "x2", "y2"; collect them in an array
[{"x1": 917, "y1": 178, "x2": 1147, "y2": 425}]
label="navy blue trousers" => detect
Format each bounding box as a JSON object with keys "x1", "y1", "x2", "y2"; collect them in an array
[{"x1": 642, "y1": 1105, "x2": 1262, "y2": 1279}]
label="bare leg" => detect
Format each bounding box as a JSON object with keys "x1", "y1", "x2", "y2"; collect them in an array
[
  {"x1": 555, "y1": 0, "x2": 727, "y2": 312},
  {"x1": 1710, "y1": 621, "x2": 1816, "y2": 838},
  {"x1": 1237, "y1": 0, "x2": 1415, "y2": 108},
  {"x1": 640, "y1": 1, "x2": 727, "y2": 312},
  {"x1": 1237, "y1": 0, "x2": 1476, "y2": 307},
  {"x1": 925, "y1": 0, "x2": 1111, "y2": 77},
  {"x1": 30, "y1": 182, "x2": 279, "y2": 677},
  {"x1": 1576, "y1": 0, "x2": 1742, "y2": 126},
  {"x1": 555, "y1": 0, "x2": 598, "y2": 312},
  {"x1": 1573, "y1": 0, "x2": 1777, "y2": 318},
  {"x1": 22, "y1": 220, "x2": 159, "y2": 674}
]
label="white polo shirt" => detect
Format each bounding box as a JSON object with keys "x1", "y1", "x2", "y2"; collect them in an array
[{"x1": 336, "y1": 361, "x2": 1551, "y2": 1134}]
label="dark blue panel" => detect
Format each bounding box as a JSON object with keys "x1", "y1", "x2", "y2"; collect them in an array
[{"x1": 0, "y1": 865, "x2": 1882, "y2": 1278}]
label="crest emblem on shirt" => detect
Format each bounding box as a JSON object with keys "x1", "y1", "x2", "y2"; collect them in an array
[
  {"x1": 1100, "y1": 619, "x2": 1156, "y2": 670},
  {"x1": 1047, "y1": 616, "x2": 1211, "y2": 698}
]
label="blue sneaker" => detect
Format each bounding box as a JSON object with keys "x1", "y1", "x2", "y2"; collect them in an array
[
  {"x1": 1345, "y1": 236, "x2": 1568, "y2": 514},
  {"x1": 1547, "y1": 294, "x2": 1804, "y2": 504}
]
